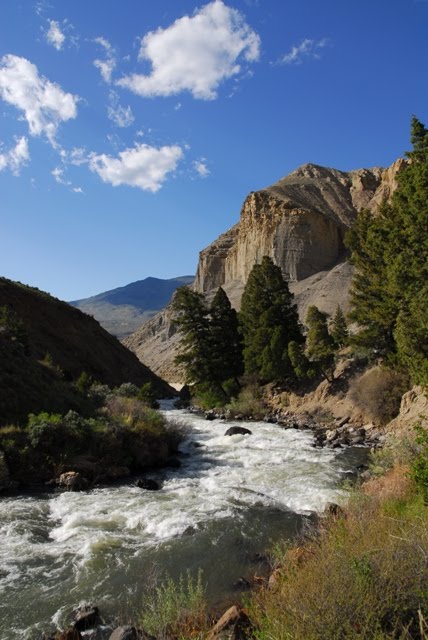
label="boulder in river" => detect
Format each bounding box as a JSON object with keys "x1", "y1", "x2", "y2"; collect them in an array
[
  {"x1": 224, "y1": 426, "x2": 252, "y2": 436},
  {"x1": 48, "y1": 629, "x2": 82, "y2": 640},
  {"x1": 136, "y1": 478, "x2": 161, "y2": 491},
  {"x1": 57, "y1": 471, "x2": 88, "y2": 492},
  {"x1": 109, "y1": 626, "x2": 155, "y2": 640},
  {"x1": 0, "y1": 451, "x2": 10, "y2": 492},
  {"x1": 71, "y1": 604, "x2": 101, "y2": 631}
]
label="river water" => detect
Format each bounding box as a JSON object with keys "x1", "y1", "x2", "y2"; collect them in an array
[{"x1": 0, "y1": 405, "x2": 366, "y2": 639}]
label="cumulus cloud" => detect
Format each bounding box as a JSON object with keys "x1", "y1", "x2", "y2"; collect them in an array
[
  {"x1": 89, "y1": 142, "x2": 183, "y2": 192},
  {"x1": 117, "y1": 0, "x2": 260, "y2": 100},
  {"x1": 73, "y1": 186, "x2": 83, "y2": 193},
  {"x1": 45, "y1": 19, "x2": 65, "y2": 50},
  {"x1": 93, "y1": 37, "x2": 116, "y2": 83},
  {"x1": 0, "y1": 137, "x2": 30, "y2": 175},
  {"x1": 0, "y1": 55, "x2": 79, "y2": 146},
  {"x1": 279, "y1": 38, "x2": 329, "y2": 65},
  {"x1": 193, "y1": 159, "x2": 210, "y2": 178}
]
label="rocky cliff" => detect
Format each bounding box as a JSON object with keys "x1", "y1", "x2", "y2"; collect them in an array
[{"x1": 124, "y1": 160, "x2": 403, "y2": 382}]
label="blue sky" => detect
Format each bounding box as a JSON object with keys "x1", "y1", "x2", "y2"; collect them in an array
[{"x1": 1, "y1": 0, "x2": 427, "y2": 301}]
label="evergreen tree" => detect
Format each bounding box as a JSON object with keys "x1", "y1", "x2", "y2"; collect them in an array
[
  {"x1": 288, "y1": 340, "x2": 314, "y2": 380},
  {"x1": 330, "y1": 305, "x2": 349, "y2": 348},
  {"x1": 172, "y1": 287, "x2": 212, "y2": 385},
  {"x1": 346, "y1": 116, "x2": 428, "y2": 383},
  {"x1": 305, "y1": 306, "x2": 335, "y2": 381},
  {"x1": 239, "y1": 256, "x2": 303, "y2": 383},
  {"x1": 209, "y1": 287, "x2": 243, "y2": 385}
]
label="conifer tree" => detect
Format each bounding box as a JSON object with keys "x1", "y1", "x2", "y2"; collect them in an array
[
  {"x1": 305, "y1": 305, "x2": 335, "y2": 381},
  {"x1": 239, "y1": 256, "x2": 303, "y2": 382},
  {"x1": 346, "y1": 116, "x2": 428, "y2": 383},
  {"x1": 330, "y1": 305, "x2": 349, "y2": 348},
  {"x1": 209, "y1": 287, "x2": 243, "y2": 385},
  {"x1": 172, "y1": 287, "x2": 212, "y2": 385}
]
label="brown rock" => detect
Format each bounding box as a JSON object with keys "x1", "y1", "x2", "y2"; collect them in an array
[{"x1": 58, "y1": 471, "x2": 87, "y2": 492}]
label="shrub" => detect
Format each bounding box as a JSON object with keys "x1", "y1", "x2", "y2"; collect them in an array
[
  {"x1": 348, "y1": 366, "x2": 410, "y2": 425},
  {"x1": 411, "y1": 424, "x2": 428, "y2": 505},
  {"x1": 249, "y1": 486, "x2": 428, "y2": 639},
  {"x1": 226, "y1": 385, "x2": 267, "y2": 419},
  {"x1": 139, "y1": 570, "x2": 208, "y2": 640}
]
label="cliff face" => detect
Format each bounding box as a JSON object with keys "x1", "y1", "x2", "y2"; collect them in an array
[{"x1": 124, "y1": 161, "x2": 403, "y2": 382}]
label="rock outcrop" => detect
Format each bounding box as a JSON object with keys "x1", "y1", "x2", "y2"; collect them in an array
[{"x1": 125, "y1": 161, "x2": 403, "y2": 382}]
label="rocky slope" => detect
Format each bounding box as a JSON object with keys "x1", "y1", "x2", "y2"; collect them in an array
[
  {"x1": 0, "y1": 278, "x2": 173, "y2": 423},
  {"x1": 71, "y1": 275, "x2": 194, "y2": 339},
  {"x1": 125, "y1": 160, "x2": 403, "y2": 382}
]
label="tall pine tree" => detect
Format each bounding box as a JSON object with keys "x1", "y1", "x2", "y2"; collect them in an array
[
  {"x1": 346, "y1": 117, "x2": 428, "y2": 384},
  {"x1": 209, "y1": 286, "x2": 243, "y2": 385},
  {"x1": 239, "y1": 256, "x2": 303, "y2": 383}
]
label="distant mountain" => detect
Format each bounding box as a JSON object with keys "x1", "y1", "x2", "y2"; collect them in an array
[
  {"x1": 0, "y1": 277, "x2": 173, "y2": 424},
  {"x1": 71, "y1": 275, "x2": 194, "y2": 339}
]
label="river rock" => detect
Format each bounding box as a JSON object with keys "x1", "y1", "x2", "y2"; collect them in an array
[
  {"x1": 136, "y1": 478, "x2": 160, "y2": 491},
  {"x1": 224, "y1": 426, "x2": 252, "y2": 436},
  {"x1": 72, "y1": 604, "x2": 101, "y2": 631},
  {"x1": 109, "y1": 626, "x2": 154, "y2": 640},
  {"x1": 0, "y1": 451, "x2": 10, "y2": 491},
  {"x1": 49, "y1": 629, "x2": 82, "y2": 640},
  {"x1": 58, "y1": 471, "x2": 88, "y2": 492}
]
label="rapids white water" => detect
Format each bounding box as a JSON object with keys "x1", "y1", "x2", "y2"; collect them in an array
[{"x1": 0, "y1": 406, "x2": 365, "y2": 639}]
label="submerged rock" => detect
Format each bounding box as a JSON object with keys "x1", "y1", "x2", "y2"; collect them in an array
[
  {"x1": 136, "y1": 478, "x2": 161, "y2": 491},
  {"x1": 224, "y1": 426, "x2": 252, "y2": 436}
]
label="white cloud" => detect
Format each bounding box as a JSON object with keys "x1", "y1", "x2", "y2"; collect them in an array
[
  {"x1": 89, "y1": 142, "x2": 183, "y2": 192},
  {"x1": 73, "y1": 186, "x2": 84, "y2": 193},
  {"x1": 117, "y1": 0, "x2": 260, "y2": 100},
  {"x1": 45, "y1": 20, "x2": 65, "y2": 50},
  {"x1": 0, "y1": 55, "x2": 79, "y2": 146},
  {"x1": 193, "y1": 159, "x2": 210, "y2": 178},
  {"x1": 52, "y1": 166, "x2": 71, "y2": 185},
  {"x1": 107, "y1": 91, "x2": 134, "y2": 128},
  {"x1": 107, "y1": 103, "x2": 134, "y2": 127},
  {"x1": 63, "y1": 146, "x2": 87, "y2": 165},
  {"x1": 93, "y1": 37, "x2": 116, "y2": 83},
  {"x1": 279, "y1": 38, "x2": 329, "y2": 65},
  {"x1": 0, "y1": 137, "x2": 30, "y2": 175}
]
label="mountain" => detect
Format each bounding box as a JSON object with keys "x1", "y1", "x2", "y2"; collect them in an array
[
  {"x1": 71, "y1": 275, "x2": 194, "y2": 339},
  {"x1": 123, "y1": 160, "x2": 404, "y2": 383},
  {"x1": 0, "y1": 277, "x2": 173, "y2": 424}
]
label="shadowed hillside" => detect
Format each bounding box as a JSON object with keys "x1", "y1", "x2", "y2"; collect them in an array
[{"x1": 0, "y1": 277, "x2": 173, "y2": 424}]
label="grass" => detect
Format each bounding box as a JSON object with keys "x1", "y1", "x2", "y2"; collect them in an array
[
  {"x1": 139, "y1": 570, "x2": 209, "y2": 640},
  {"x1": 248, "y1": 466, "x2": 428, "y2": 640}
]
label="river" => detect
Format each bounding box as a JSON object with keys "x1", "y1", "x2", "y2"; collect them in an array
[{"x1": 0, "y1": 404, "x2": 367, "y2": 639}]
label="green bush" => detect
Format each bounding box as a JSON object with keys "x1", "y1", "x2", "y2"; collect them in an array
[
  {"x1": 226, "y1": 384, "x2": 267, "y2": 419},
  {"x1": 139, "y1": 570, "x2": 208, "y2": 640},
  {"x1": 411, "y1": 425, "x2": 428, "y2": 505}
]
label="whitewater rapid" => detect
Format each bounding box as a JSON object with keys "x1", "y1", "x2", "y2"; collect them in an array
[{"x1": 0, "y1": 406, "x2": 364, "y2": 639}]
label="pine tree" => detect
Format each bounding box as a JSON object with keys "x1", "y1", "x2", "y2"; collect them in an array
[
  {"x1": 172, "y1": 287, "x2": 212, "y2": 385},
  {"x1": 239, "y1": 256, "x2": 303, "y2": 383},
  {"x1": 209, "y1": 287, "x2": 243, "y2": 385},
  {"x1": 346, "y1": 116, "x2": 428, "y2": 383},
  {"x1": 305, "y1": 305, "x2": 335, "y2": 381},
  {"x1": 330, "y1": 305, "x2": 349, "y2": 348}
]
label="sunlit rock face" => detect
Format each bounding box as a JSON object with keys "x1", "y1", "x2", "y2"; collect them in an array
[{"x1": 125, "y1": 160, "x2": 403, "y2": 382}]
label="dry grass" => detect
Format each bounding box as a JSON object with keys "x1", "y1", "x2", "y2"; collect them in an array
[
  {"x1": 249, "y1": 466, "x2": 428, "y2": 640},
  {"x1": 348, "y1": 366, "x2": 410, "y2": 425}
]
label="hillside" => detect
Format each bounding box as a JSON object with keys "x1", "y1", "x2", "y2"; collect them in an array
[
  {"x1": 71, "y1": 275, "x2": 194, "y2": 339},
  {"x1": 0, "y1": 278, "x2": 173, "y2": 424},
  {"x1": 124, "y1": 160, "x2": 403, "y2": 382}
]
